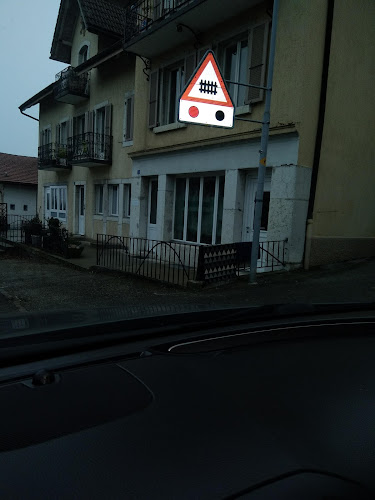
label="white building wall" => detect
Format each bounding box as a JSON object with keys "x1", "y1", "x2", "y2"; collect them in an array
[{"x1": 2, "y1": 184, "x2": 37, "y2": 217}]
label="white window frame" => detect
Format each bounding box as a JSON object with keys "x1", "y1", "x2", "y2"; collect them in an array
[
  {"x1": 49, "y1": 185, "x2": 67, "y2": 222},
  {"x1": 159, "y1": 61, "x2": 185, "y2": 127},
  {"x1": 77, "y1": 41, "x2": 90, "y2": 65},
  {"x1": 108, "y1": 184, "x2": 119, "y2": 217},
  {"x1": 222, "y1": 33, "x2": 250, "y2": 109},
  {"x1": 94, "y1": 184, "x2": 104, "y2": 215},
  {"x1": 123, "y1": 91, "x2": 135, "y2": 147},
  {"x1": 123, "y1": 183, "x2": 131, "y2": 218},
  {"x1": 41, "y1": 125, "x2": 52, "y2": 146},
  {"x1": 173, "y1": 175, "x2": 224, "y2": 245}
]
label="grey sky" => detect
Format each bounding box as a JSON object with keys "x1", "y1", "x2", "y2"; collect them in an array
[{"x1": 0, "y1": 0, "x2": 65, "y2": 157}]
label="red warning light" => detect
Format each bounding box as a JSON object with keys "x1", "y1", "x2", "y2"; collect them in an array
[{"x1": 188, "y1": 106, "x2": 199, "y2": 118}]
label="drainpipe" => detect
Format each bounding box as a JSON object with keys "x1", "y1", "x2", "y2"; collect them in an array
[
  {"x1": 20, "y1": 110, "x2": 39, "y2": 122},
  {"x1": 304, "y1": 0, "x2": 334, "y2": 269}
]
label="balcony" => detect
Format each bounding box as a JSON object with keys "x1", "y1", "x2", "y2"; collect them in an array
[
  {"x1": 38, "y1": 144, "x2": 71, "y2": 171},
  {"x1": 54, "y1": 67, "x2": 89, "y2": 104},
  {"x1": 123, "y1": 0, "x2": 261, "y2": 58},
  {"x1": 68, "y1": 133, "x2": 112, "y2": 167}
]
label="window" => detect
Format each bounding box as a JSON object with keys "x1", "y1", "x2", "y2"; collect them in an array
[
  {"x1": 221, "y1": 23, "x2": 269, "y2": 106},
  {"x1": 123, "y1": 93, "x2": 134, "y2": 145},
  {"x1": 123, "y1": 184, "x2": 131, "y2": 218},
  {"x1": 40, "y1": 127, "x2": 51, "y2": 146},
  {"x1": 23, "y1": 205, "x2": 28, "y2": 212},
  {"x1": 223, "y1": 37, "x2": 249, "y2": 107},
  {"x1": 173, "y1": 175, "x2": 225, "y2": 244},
  {"x1": 148, "y1": 53, "x2": 196, "y2": 128},
  {"x1": 50, "y1": 186, "x2": 67, "y2": 221},
  {"x1": 78, "y1": 44, "x2": 88, "y2": 65},
  {"x1": 160, "y1": 63, "x2": 184, "y2": 125},
  {"x1": 108, "y1": 185, "x2": 119, "y2": 216},
  {"x1": 10, "y1": 204, "x2": 15, "y2": 211},
  {"x1": 95, "y1": 185, "x2": 104, "y2": 215}
]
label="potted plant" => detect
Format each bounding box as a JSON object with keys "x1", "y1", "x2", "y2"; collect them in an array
[
  {"x1": 43, "y1": 217, "x2": 63, "y2": 253},
  {"x1": 57, "y1": 147, "x2": 67, "y2": 165},
  {"x1": 22, "y1": 216, "x2": 43, "y2": 246}
]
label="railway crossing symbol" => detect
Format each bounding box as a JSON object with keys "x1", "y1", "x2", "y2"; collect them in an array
[{"x1": 178, "y1": 50, "x2": 235, "y2": 128}]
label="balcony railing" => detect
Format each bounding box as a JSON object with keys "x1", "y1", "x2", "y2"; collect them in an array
[
  {"x1": 124, "y1": 0, "x2": 194, "y2": 42},
  {"x1": 38, "y1": 143, "x2": 71, "y2": 170},
  {"x1": 54, "y1": 66, "x2": 89, "y2": 104},
  {"x1": 68, "y1": 133, "x2": 112, "y2": 166}
]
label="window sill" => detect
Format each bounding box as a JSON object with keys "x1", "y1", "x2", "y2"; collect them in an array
[
  {"x1": 107, "y1": 215, "x2": 119, "y2": 221},
  {"x1": 93, "y1": 214, "x2": 103, "y2": 220},
  {"x1": 123, "y1": 217, "x2": 130, "y2": 224},
  {"x1": 153, "y1": 122, "x2": 187, "y2": 134},
  {"x1": 122, "y1": 140, "x2": 134, "y2": 147},
  {"x1": 235, "y1": 104, "x2": 251, "y2": 116}
]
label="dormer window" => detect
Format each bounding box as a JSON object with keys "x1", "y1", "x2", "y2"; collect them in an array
[{"x1": 78, "y1": 44, "x2": 89, "y2": 65}]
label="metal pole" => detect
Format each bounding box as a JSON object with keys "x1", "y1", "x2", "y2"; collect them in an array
[{"x1": 249, "y1": 0, "x2": 280, "y2": 284}]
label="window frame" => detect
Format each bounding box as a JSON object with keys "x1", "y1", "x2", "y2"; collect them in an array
[
  {"x1": 49, "y1": 185, "x2": 67, "y2": 222},
  {"x1": 123, "y1": 183, "x2": 131, "y2": 218},
  {"x1": 221, "y1": 32, "x2": 249, "y2": 108},
  {"x1": 94, "y1": 184, "x2": 104, "y2": 215},
  {"x1": 108, "y1": 184, "x2": 119, "y2": 217},
  {"x1": 159, "y1": 60, "x2": 185, "y2": 126},
  {"x1": 173, "y1": 174, "x2": 225, "y2": 245},
  {"x1": 123, "y1": 91, "x2": 135, "y2": 146}
]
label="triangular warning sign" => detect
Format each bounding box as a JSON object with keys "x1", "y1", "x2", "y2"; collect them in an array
[{"x1": 179, "y1": 50, "x2": 235, "y2": 128}]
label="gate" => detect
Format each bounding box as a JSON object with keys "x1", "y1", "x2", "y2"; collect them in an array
[{"x1": 0, "y1": 203, "x2": 7, "y2": 239}]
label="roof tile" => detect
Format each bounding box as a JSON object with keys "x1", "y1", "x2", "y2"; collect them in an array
[{"x1": 0, "y1": 153, "x2": 38, "y2": 185}]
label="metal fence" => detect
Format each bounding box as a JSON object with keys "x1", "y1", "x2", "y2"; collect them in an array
[
  {"x1": 237, "y1": 240, "x2": 287, "y2": 273},
  {"x1": 97, "y1": 235, "x2": 200, "y2": 286},
  {"x1": 0, "y1": 214, "x2": 36, "y2": 243},
  {"x1": 0, "y1": 214, "x2": 68, "y2": 257},
  {"x1": 97, "y1": 235, "x2": 287, "y2": 286}
]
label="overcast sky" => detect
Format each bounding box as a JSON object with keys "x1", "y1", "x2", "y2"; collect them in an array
[{"x1": 0, "y1": 0, "x2": 66, "y2": 157}]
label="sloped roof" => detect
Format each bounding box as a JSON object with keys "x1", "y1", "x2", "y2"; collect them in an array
[
  {"x1": 51, "y1": 0, "x2": 127, "y2": 63},
  {"x1": 0, "y1": 153, "x2": 38, "y2": 186},
  {"x1": 80, "y1": 0, "x2": 126, "y2": 37}
]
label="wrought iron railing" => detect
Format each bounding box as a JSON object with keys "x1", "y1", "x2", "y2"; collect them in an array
[
  {"x1": 97, "y1": 235, "x2": 287, "y2": 286},
  {"x1": 54, "y1": 66, "x2": 89, "y2": 99},
  {"x1": 124, "y1": 0, "x2": 195, "y2": 42},
  {"x1": 68, "y1": 133, "x2": 112, "y2": 164},
  {"x1": 97, "y1": 235, "x2": 200, "y2": 286},
  {"x1": 236, "y1": 240, "x2": 287, "y2": 273},
  {"x1": 38, "y1": 143, "x2": 69, "y2": 169}
]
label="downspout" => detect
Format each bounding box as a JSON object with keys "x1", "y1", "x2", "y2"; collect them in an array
[
  {"x1": 304, "y1": 0, "x2": 334, "y2": 269},
  {"x1": 20, "y1": 110, "x2": 39, "y2": 122}
]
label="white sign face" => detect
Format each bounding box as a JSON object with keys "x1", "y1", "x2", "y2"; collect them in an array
[{"x1": 178, "y1": 51, "x2": 235, "y2": 128}]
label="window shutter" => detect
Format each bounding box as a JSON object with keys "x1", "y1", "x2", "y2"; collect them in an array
[
  {"x1": 104, "y1": 104, "x2": 112, "y2": 136},
  {"x1": 125, "y1": 95, "x2": 134, "y2": 142},
  {"x1": 246, "y1": 22, "x2": 270, "y2": 104},
  {"x1": 184, "y1": 52, "x2": 196, "y2": 84},
  {"x1": 198, "y1": 45, "x2": 211, "y2": 63},
  {"x1": 148, "y1": 69, "x2": 159, "y2": 128}
]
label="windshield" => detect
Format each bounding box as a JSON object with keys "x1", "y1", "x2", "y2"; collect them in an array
[{"x1": 0, "y1": 0, "x2": 374, "y2": 327}]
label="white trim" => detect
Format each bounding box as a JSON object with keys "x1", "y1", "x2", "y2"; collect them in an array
[
  {"x1": 77, "y1": 41, "x2": 90, "y2": 60},
  {"x1": 122, "y1": 90, "x2": 135, "y2": 147},
  {"x1": 235, "y1": 104, "x2": 251, "y2": 115},
  {"x1": 153, "y1": 122, "x2": 187, "y2": 134},
  {"x1": 93, "y1": 100, "x2": 109, "y2": 111}
]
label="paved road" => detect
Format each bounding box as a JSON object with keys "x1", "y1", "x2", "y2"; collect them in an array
[{"x1": 0, "y1": 254, "x2": 374, "y2": 316}]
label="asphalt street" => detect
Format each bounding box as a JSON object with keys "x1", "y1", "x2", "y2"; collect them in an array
[{"x1": 1, "y1": 253, "x2": 375, "y2": 317}]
